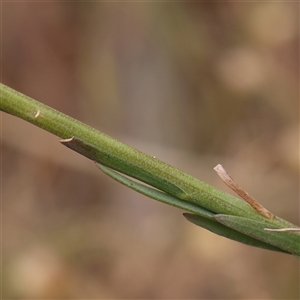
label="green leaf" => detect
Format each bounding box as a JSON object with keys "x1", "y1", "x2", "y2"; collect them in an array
[
  {"x1": 96, "y1": 163, "x2": 215, "y2": 220},
  {"x1": 183, "y1": 213, "x2": 289, "y2": 254},
  {"x1": 215, "y1": 215, "x2": 300, "y2": 256}
]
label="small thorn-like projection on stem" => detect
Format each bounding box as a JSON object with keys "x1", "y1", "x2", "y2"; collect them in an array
[
  {"x1": 214, "y1": 164, "x2": 274, "y2": 219},
  {"x1": 34, "y1": 110, "x2": 40, "y2": 118}
]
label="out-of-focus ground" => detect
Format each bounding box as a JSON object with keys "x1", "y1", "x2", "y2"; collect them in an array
[{"x1": 2, "y1": 2, "x2": 299, "y2": 299}]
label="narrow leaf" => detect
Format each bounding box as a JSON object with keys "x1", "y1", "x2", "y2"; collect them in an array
[
  {"x1": 97, "y1": 163, "x2": 215, "y2": 220},
  {"x1": 215, "y1": 215, "x2": 300, "y2": 256},
  {"x1": 183, "y1": 213, "x2": 289, "y2": 254}
]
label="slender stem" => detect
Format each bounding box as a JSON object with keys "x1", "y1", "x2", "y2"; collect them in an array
[
  {"x1": 1, "y1": 83, "x2": 299, "y2": 256},
  {"x1": 0, "y1": 83, "x2": 261, "y2": 218}
]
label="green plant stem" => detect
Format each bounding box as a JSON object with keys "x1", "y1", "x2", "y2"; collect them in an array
[
  {"x1": 1, "y1": 83, "x2": 299, "y2": 256},
  {"x1": 0, "y1": 83, "x2": 258, "y2": 218}
]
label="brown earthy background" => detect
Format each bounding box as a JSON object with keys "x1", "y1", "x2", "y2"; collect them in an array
[{"x1": 2, "y1": 2, "x2": 299, "y2": 299}]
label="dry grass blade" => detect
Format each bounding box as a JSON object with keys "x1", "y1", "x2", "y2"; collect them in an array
[{"x1": 214, "y1": 164, "x2": 274, "y2": 219}]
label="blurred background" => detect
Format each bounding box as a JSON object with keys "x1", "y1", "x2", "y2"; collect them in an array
[{"x1": 2, "y1": 1, "x2": 299, "y2": 299}]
